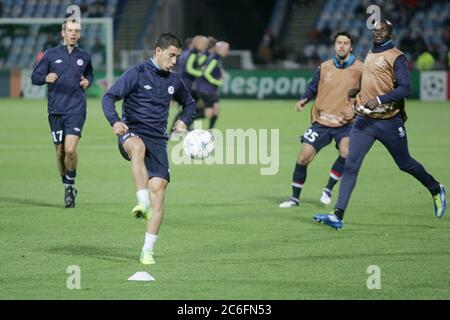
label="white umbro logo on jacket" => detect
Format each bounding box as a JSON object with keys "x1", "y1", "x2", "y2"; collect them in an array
[{"x1": 144, "y1": 85, "x2": 152, "y2": 90}]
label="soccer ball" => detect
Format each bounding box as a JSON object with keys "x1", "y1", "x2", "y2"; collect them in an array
[{"x1": 183, "y1": 129, "x2": 215, "y2": 159}]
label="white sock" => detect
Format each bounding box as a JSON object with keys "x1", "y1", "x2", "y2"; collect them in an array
[
  {"x1": 143, "y1": 233, "x2": 158, "y2": 253},
  {"x1": 136, "y1": 189, "x2": 150, "y2": 210}
]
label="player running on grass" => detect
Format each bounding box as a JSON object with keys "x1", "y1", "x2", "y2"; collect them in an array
[
  {"x1": 195, "y1": 40, "x2": 230, "y2": 130},
  {"x1": 31, "y1": 19, "x2": 94, "y2": 208},
  {"x1": 313, "y1": 20, "x2": 446, "y2": 230},
  {"x1": 279, "y1": 31, "x2": 363, "y2": 208}
]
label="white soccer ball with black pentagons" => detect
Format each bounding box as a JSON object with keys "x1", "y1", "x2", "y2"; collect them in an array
[{"x1": 183, "y1": 129, "x2": 215, "y2": 159}]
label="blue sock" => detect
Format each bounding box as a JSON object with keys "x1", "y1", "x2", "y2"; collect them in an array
[
  {"x1": 292, "y1": 163, "x2": 307, "y2": 199},
  {"x1": 64, "y1": 170, "x2": 76, "y2": 186},
  {"x1": 325, "y1": 156, "x2": 345, "y2": 191}
]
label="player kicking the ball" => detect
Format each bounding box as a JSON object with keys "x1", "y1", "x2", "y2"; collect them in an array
[
  {"x1": 279, "y1": 31, "x2": 363, "y2": 208},
  {"x1": 102, "y1": 33, "x2": 196, "y2": 264}
]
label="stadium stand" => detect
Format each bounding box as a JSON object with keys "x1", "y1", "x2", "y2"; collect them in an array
[
  {"x1": 1, "y1": 0, "x2": 448, "y2": 71},
  {"x1": 0, "y1": 0, "x2": 119, "y2": 69},
  {"x1": 278, "y1": 0, "x2": 450, "y2": 69}
]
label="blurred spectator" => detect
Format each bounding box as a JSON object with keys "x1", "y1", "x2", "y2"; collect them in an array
[
  {"x1": 89, "y1": 0, "x2": 106, "y2": 18},
  {"x1": 257, "y1": 27, "x2": 287, "y2": 66},
  {"x1": 416, "y1": 50, "x2": 435, "y2": 70},
  {"x1": 257, "y1": 28, "x2": 275, "y2": 65}
]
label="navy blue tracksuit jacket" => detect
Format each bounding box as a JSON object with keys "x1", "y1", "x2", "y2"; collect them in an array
[
  {"x1": 31, "y1": 43, "x2": 94, "y2": 115},
  {"x1": 102, "y1": 59, "x2": 196, "y2": 141}
]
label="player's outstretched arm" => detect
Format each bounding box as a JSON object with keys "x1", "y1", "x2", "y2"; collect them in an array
[
  {"x1": 174, "y1": 76, "x2": 197, "y2": 127},
  {"x1": 301, "y1": 66, "x2": 321, "y2": 102},
  {"x1": 294, "y1": 66, "x2": 320, "y2": 112},
  {"x1": 295, "y1": 98, "x2": 308, "y2": 112}
]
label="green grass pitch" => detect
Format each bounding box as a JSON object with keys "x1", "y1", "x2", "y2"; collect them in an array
[{"x1": 0, "y1": 98, "x2": 449, "y2": 299}]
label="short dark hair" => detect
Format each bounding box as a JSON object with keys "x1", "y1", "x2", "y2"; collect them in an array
[
  {"x1": 333, "y1": 31, "x2": 353, "y2": 45},
  {"x1": 154, "y1": 32, "x2": 182, "y2": 50}
]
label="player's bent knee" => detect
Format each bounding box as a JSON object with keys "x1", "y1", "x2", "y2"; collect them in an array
[
  {"x1": 298, "y1": 143, "x2": 316, "y2": 165},
  {"x1": 131, "y1": 144, "x2": 146, "y2": 157},
  {"x1": 125, "y1": 138, "x2": 146, "y2": 159},
  {"x1": 298, "y1": 150, "x2": 315, "y2": 165}
]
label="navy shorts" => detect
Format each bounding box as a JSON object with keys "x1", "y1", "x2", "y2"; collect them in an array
[
  {"x1": 300, "y1": 122, "x2": 352, "y2": 152},
  {"x1": 198, "y1": 92, "x2": 219, "y2": 108},
  {"x1": 118, "y1": 132, "x2": 170, "y2": 182},
  {"x1": 48, "y1": 113, "x2": 86, "y2": 145}
]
